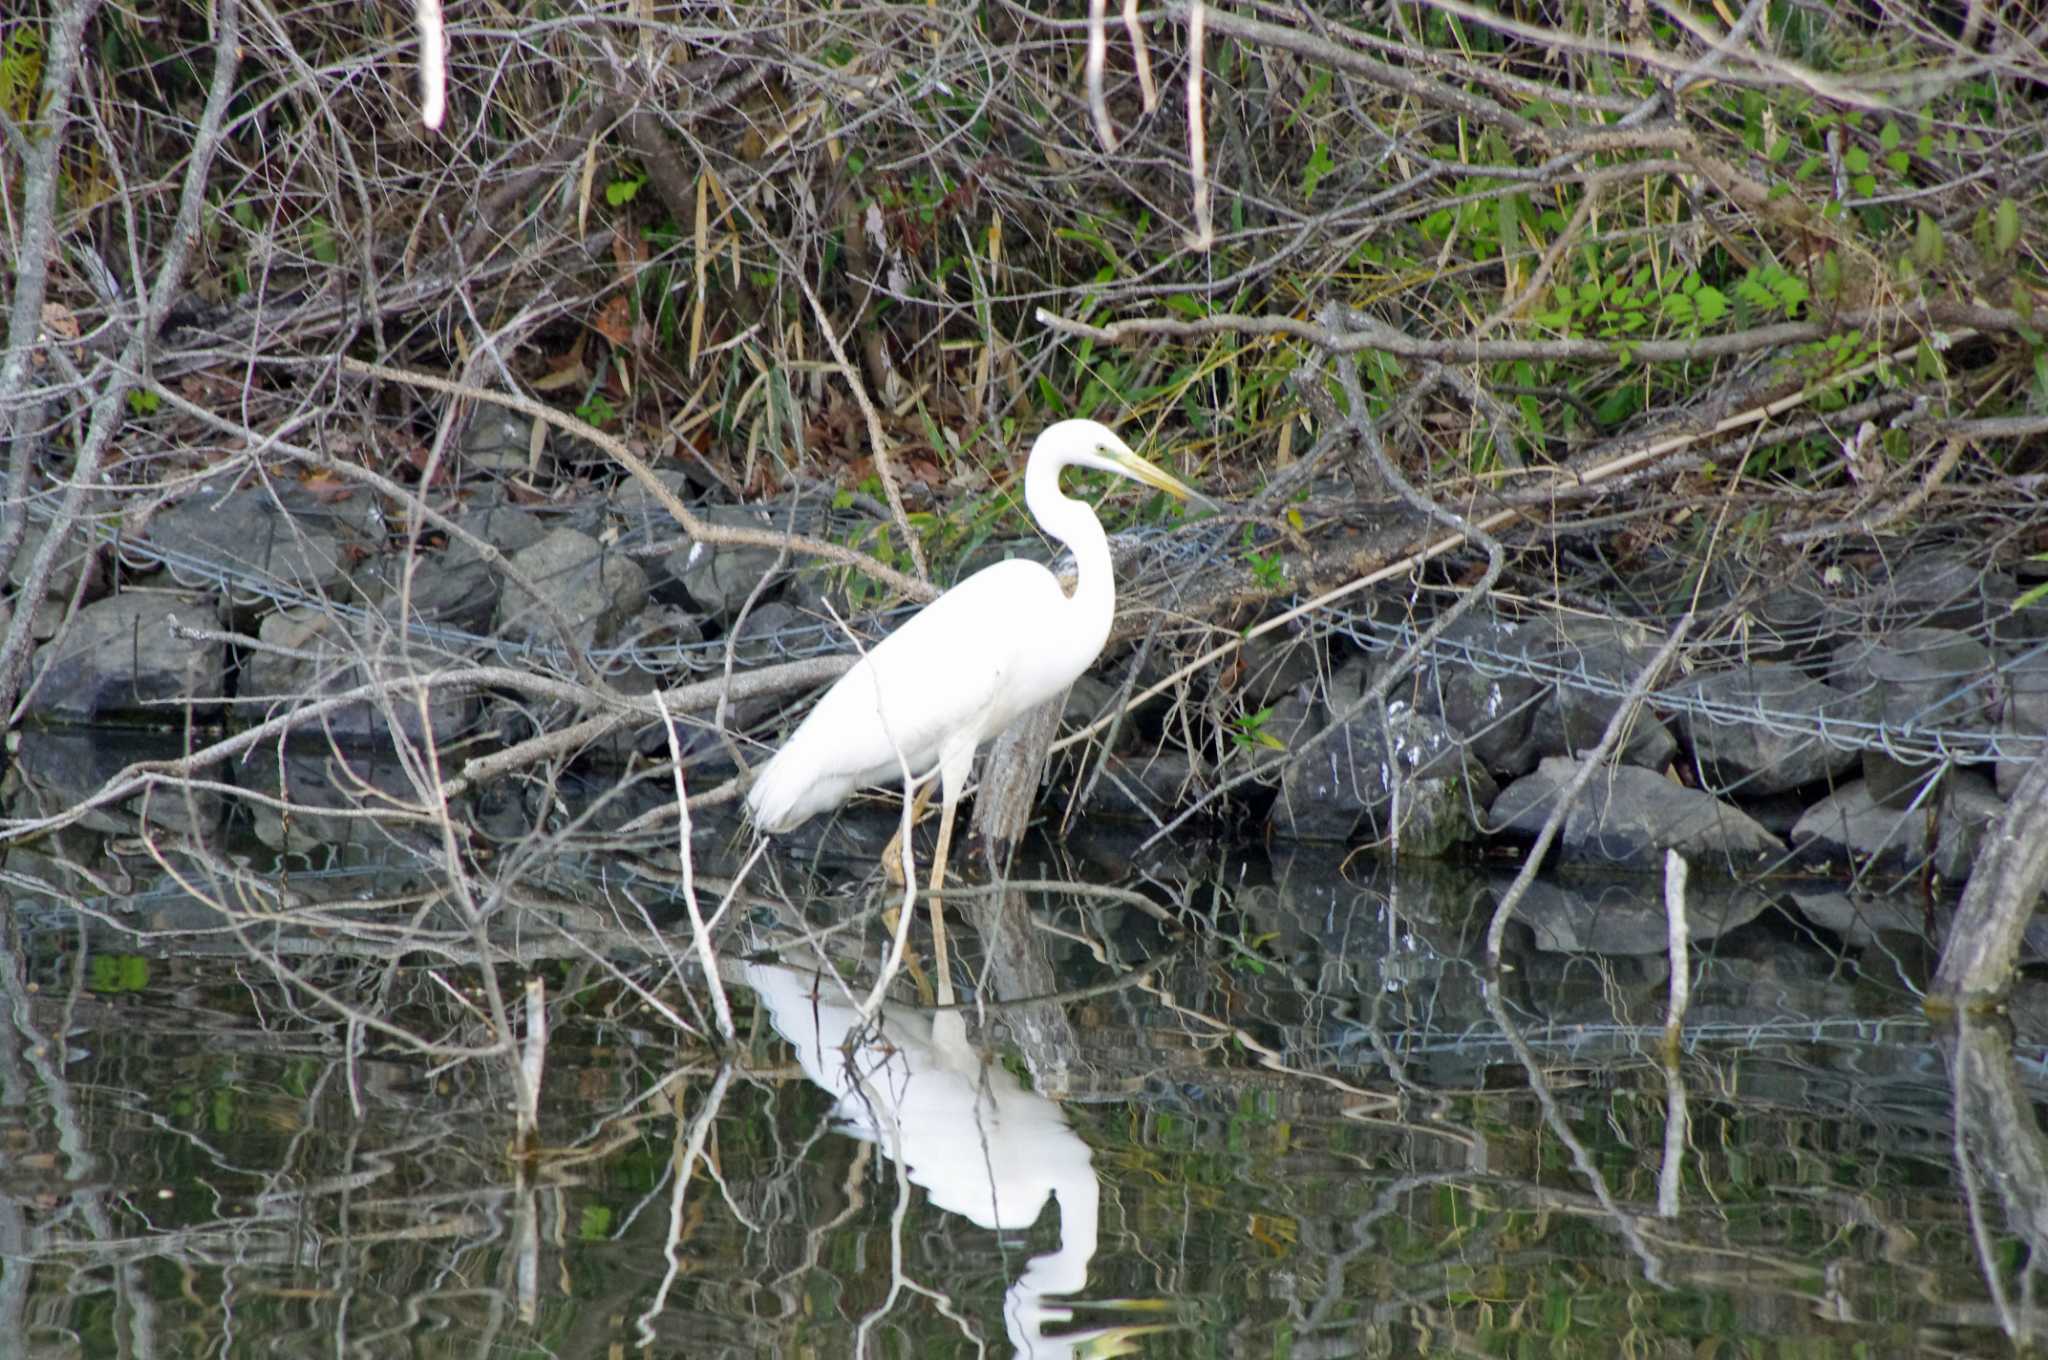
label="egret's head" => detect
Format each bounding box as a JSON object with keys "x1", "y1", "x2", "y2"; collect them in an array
[{"x1": 1037, "y1": 418, "x2": 1203, "y2": 504}]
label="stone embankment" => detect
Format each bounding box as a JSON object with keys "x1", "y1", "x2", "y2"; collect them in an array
[{"x1": 13, "y1": 443, "x2": 2046, "y2": 897}]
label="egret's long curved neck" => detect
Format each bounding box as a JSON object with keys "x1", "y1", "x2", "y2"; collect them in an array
[{"x1": 1025, "y1": 452, "x2": 1115, "y2": 635}]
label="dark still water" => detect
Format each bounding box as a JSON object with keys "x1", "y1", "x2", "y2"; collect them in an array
[{"x1": 0, "y1": 813, "x2": 2040, "y2": 1358}]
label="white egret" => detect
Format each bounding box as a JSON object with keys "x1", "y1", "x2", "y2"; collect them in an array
[{"x1": 745, "y1": 419, "x2": 1199, "y2": 996}]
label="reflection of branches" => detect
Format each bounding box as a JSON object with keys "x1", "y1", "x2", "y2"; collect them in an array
[
  {"x1": 1481, "y1": 981, "x2": 1667, "y2": 1286},
  {"x1": 639, "y1": 1064, "x2": 737, "y2": 1345},
  {"x1": 1943, "y1": 1018, "x2": 2048, "y2": 1345}
]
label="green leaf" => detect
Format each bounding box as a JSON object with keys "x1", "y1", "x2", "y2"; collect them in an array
[
  {"x1": 605, "y1": 175, "x2": 644, "y2": 207},
  {"x1": 1843, "y1": 146, "x2": 1870, "y2": 174},
  {"x1": 1914, "y1": 211, "x2": 1943, "y2": 269},
  {"x1": 89, "y1": 954, "x2": 149, "y2": 993},
  {"x1": 1915, "y1": 340, "x2": 1945, "y2": 382},
  {"x1": 1879, "y1": 121, "x2": 1901, "y2": 151},
  {"x1": 1995, "y1": 198, "x2": 2021, "y2": 257},
  {"x1": 1300, "y1": 141, "x2": 1334, "y2": 201},
  {"x1": 306, "y1": 216, "x2": 338, "y2": 265}
]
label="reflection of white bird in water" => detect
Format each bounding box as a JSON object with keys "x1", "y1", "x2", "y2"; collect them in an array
[
  {"x1": 744, "y1": 962, "x2": 1111, "y2": 1357},
  {"x1": 745, "y1": 420, "x2": 1201, "y2": 995}
]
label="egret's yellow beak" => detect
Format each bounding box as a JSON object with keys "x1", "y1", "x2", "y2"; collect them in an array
[{"x1": 1108, "y1": 444, "x2": 1206, "y2": 506}]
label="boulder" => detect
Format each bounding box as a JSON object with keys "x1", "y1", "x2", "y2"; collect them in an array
[
  {"x1": 25, "y1": 591, "x2": 227, "y2": 722},
  {"x1": 1664, "y1": 661, "x2": 1864, "y2": 795},
  {"x1": 1518, "y1": 616, "x2": 1677, "y2": 770},
  {"x1": 241, "y1": 607, "x2": 478, "y2": 744},
  {"x1": 1789, "y1": 779, "x2": 1933, "y2": 873},
  {"x1": 1488, "y1": 756, "x2": 1780, "y2": 870},
  {"x1": 1272, "y1": 703, "x2": 1495, "y2": 855},
  {"x1": 493, "y1": 527, "x2": 649, "y2": 654}
]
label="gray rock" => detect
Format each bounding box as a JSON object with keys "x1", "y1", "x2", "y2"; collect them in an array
[
  {"x1": 1789, "y1": 779, "x2": 1933, "y2": 873},
  {"x1": 1829, "y1": 626, "x2": 1996, "y2": 732},
  {"x1": 1935, "y1": 770, "x2": 2009, "y2": 883},
  {"x1": 1829, "y1": 627, "x2": 1998, "y2": 807},
  {"x1": 377, "y1": 551, "x2": 497, "y2": 633},
  {"x1": 609, "y1": 603, "x2": 705, "y2": 657},
  {"x1": 1519, "y1": 616, "x2": 1677, "y2": 770},
  {"x1": 1998, "y1": 579, "x2": 2048, "y2": 646},
  {"x1": 1665, "y1": 661, "x2": 1864, "y2": 794},
  {"x1": 460, "y1": 409, "x2": 546, "y2": 476},
  {"x1": 241, "y1": 607, "x2": 478, "y2": 744},
  {"x1": 148, "y1": 487, "x2": 362, "y2": 606},
  {"x1": 681, "y1": 504, "x2": 793, "y2": 617},
  {"x1": 1218, "y1": 682, "x2": 1324, "y2": 791},
  {"x1": 1508, "y1": 875, "x2": 1771, "y2": 954},
  {"x1": 1322, "y1": 654, "x2": 1375, "y2": 716},
  {"x1": 1487, "y1": 756, "x2": 1781, "y2": 870},
  {"x1": 13, "y1": 727, "x2": 224, "y2": 836},
  {"x1": 1744, "y1": 571, "x2": 1833, "y2": 663},
  {"x1": 450, "y1": 503, "x2": 550, "y2": 563},
  {"x1": 1877, "y1": 550, "x2": 2002, "y2": 633},
  {"x1": 1861, "y1": 750, "x2": 1943, "y2": 809},
  {"x1": 6, "y1": 521, "x2": 94, "y2": 604},
  {"x1": 1998, "y1": 645, "x2": 2048, "y2": 798},
  {"x1": 493, "y1": 527, "x2": 649, "y2": 653},
  {"x1": 729, "y1": 600, "x2": 806, "y2": 668},
  {"x1": 1086, "y1": 751, "x2": 1201, "y2": 819},
  {"x1": 1272, "y1": 704, "x2": 1495, "y2": 855},
  {"x1": 1786, "y1": 890, "x2": 1929, "y2": 949},
  {"x1": 1061, "y1": 673, "x2": 1121, "y2": 731},
  {"x1": 1261, "y1": 685, "x2": 1322, "y2": 753},
  {"x1": 25, "y1": 591, "x2": 227, "y2": 721},
  {"x1": 611, "y1": 469, "x2": 699, "y2": 604},
  {"x1": 240, "y1": 740, "x2": 443, "y2": 853},
  {"x1": 781, "y1": 561, "x2": 861, "y2": 632},
  {"x1": 715, "y1": 601, "x2": 808, "y2": 735},
  {"x1": 1418, "y1": 615, "x2": 1543, "y2": 778},
  {"x1": 380, "y1": 504, "x2": 553, "y2": 633},
  {"x1": 1233, "y1": 624, "x2": 1327, "y2": 706}
]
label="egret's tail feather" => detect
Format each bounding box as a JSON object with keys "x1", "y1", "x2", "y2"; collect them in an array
[{"x1": 744, "y1": 746, "x2": 847, "y2": 834}]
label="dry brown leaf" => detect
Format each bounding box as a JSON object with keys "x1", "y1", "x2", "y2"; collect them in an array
[
  {"x1": 40, "y1": 303, "x2": 80, "y2": 341},
  {"x1": 593, "y1": 295, "x2": 633, "y2": 348}
]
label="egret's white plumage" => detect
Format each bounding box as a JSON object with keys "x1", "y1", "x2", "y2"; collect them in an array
[{"x1": 746, "y1": 419, "x2": 1197, "y2": 852}]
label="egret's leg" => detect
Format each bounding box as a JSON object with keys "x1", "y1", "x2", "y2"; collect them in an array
[
  {"x1": 881, "y1": 781, "x2": 934, "y2": 888},
  {"x1": 927, "y1": 786, "x2": 959, "y2": 1009},
  {"x1": 879, "y1": 779, "x2": 937, "y2": 1004}
]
